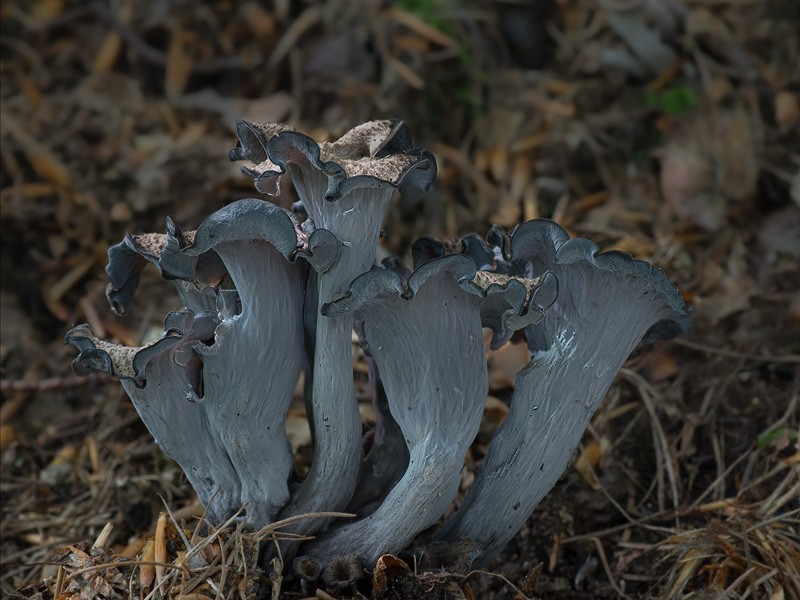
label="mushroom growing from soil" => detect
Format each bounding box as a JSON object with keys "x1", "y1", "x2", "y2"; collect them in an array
[
  {"x1": 69, "y1": 199, "x2": 314, "y2": 527},
  {"x1": 66, "y1": 313, "x2": 243, "y2": 521},
  {"x1": 229, "y1": 120, "x2": 436, "y2": 534},
  {"x1": 304, "y1": 254, "x2": 556, "y2": 565},
  {"x1": 65, "y1": 118, "x2": 691, "y2": 576},
  {"x1": 434, "y1": 220, "x2": 692, "y2": 565}
]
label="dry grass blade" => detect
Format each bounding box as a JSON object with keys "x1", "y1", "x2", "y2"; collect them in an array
[
  {"x1": 674, "y1": 339, "x2": 800, "y2": 364},
  {"x1": 267, "y1": 6, "x2": 321, "y2": 68},
  {"x1": 653, "y1": 506, "x2": 800, "y2": 598},
  {"x1": 465, "y1": 569, "x2": 527, "y2": 599},
  {"x1": 252, "y1": 511, "x2": 355, "y2": 542},
  {"x1": 591, "y1": 537, "x2": 631, "y2": 600},
  {"x1": 385, "y1": 7, "x2": 458, "y2": 48},
  {"x1": 620, "y1": 368, "x2": 681, "y2": 518}
]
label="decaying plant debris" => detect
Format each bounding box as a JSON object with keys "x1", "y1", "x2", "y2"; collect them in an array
[{"x1": 1, "y1": 1, "x2": 799, "y2": 599}]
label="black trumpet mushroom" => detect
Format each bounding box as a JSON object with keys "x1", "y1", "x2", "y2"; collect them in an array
[
  {"x1": 434, "y1": 220, "x2": 692, "y2": 565},
  {"x1": 70, "y1": 200, "x2": 315, "y2": 527},
  {"x1": 304, "y1": 254, "x2": 556, "y2": 564},
  {"x1": 66, "y1": 119, "x2": 690, "y2": 574},
  {"x1": 229, "y1": 119, "x2": 437, "y2": 539}
]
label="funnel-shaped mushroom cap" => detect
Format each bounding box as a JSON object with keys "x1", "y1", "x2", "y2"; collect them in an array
[
  {"x1": 305, "y1": 254, "x2": 555, "y2": 564},
  {"x1": 322, "y1": 554, "x2": 365, "y2": 595},
  {"x1": 230, "y1": 119, "x2": 437, "y2": 299},
  {"x1": 66, "y1": 314, "x2": 241, "y2": 520},
  {"x1": 69, "y1": 198, "x2": 311, "y2": 527},
  {"x1": 411, "y1": 234, "x2": 559, "y2": 349},
  {"x1": 507, "y1": 220, "x2": 691, "y2": 346},
  {"x1": 411, "y1": 234, "x2": 496, "y2": 271},
  {"x1": 230, "y1": 119, "x2": 431, "y2": 204},
  {"x1": 435, "y1": 220, "x2": 691, "y2": 565},
  {"x1": 104, "y1": 223, "x2": 226, "y2": 316},
  {"x1": 178, "y1": 197, "x2": 339, "y2": 273},
  {"x1": 466, "y1": 270, "x2": 558, "y2": 349}
]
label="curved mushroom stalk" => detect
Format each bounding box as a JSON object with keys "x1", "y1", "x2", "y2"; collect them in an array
[
  {"x1": 346, "y1": 315, "x2": 409, "y2": 517},
  {"x1": 66, "y1": 315, "x2": 241, "y2": 521},
  {"x1": 230, "y1": 121, "x2": 437, "y2": 529},
  {"x1": 347, "y1": 258, "x2": 557, "y2": 520},
  {"x1": 178, "y1": 199, "x2": 311, "y2": 527},
  {"x1": 304, "y1": 254, "x2": 555, "y2": 565},
  {"x1": 303, "y1": 255, "x2": 487, "y2": 564},
  {"x1": 435, "y1": 220, "x2": 692, "y2": 565},
  {"x1": 70, "y1": 198, "x2": 314, "y2": 528}
]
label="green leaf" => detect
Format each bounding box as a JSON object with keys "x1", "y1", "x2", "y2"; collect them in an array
[
  {"x1": 644, "y1": 86, "x2": 699, "y2": 116},
  {"x1": 757, "y1": 429, "x2": 798, "y2": 449}
]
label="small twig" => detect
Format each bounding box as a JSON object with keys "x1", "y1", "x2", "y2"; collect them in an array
[
  {"x1": 92, "y1": 523, "x2": 114, "y2": 549},
  {"x1": 591, "y1": 537, "x2": 631, "y2": 600},
  {"x1": 740, "y1": 521, "x2": 758, "y2": 599},
  {"x1": 465, "y1": 569, "x2": 527, "y2": 599},
  {"x1": 252, "y1": 512, "x2": 355, "y2": 543},
  {"x1": 620, "y1": 369, "x2": 682, "y2": 523},
  {"x1": 684, "y1": 448, "x2": 752, "y2": 514},
  {"x1": 674, "y1": 338, "x2": 800, "y2": 364},
  {"x1": 64, "y1": 560, "x2": 183, "y2": 585},
  {"x1": 0, "y1": 373, "x2": 116, "y2": 395},
  {"x1": 597, "y1": 479, "x2": 674, "y2": 535},
  {"x1": 158, "y1": 495, "x2": 193, "y2": 555},
  {"x1": 54, "y1": 565, "x2": 65, "y2": 597},
  {"x1": 756, "y1": 468, "x2": 799, "y2": 518},
  {"x1": 758, "y1": 378, "x2": 799, "y2": 438},
  {"x1": 747, "y1": 507, "x2": 800, "y2": 534},
  {"x1": 717, "y1": 566, "x2": 757, "y2": 600},
  {"x1": 184, "y1": 507, "x2": 246, "y2": 564}
]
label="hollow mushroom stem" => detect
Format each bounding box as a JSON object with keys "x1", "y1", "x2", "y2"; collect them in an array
[
  {"x1": 278, "y1": 187, "x2": 391, "y2": 527},
  {"x1": 307, "y1": 257, "x2": 485, "y2": 563},
  {"x1": 346, "y1": 315, "x2": 409, "y2": 517},
  {"x1": 305, "y1": 254, "x2": 554, "y2": 564},
  {"x1": 179, "y1": 200, "x2": 311, "y2": 527},
  {"x1": 66, "y1": 316, "x2": 242, "y2": 522},
  {"x1": 434, "y1": 220, "x2": 691, "y2": 565},
  {"x1": 229, "y1": 121, "x2": 436, "y2": 536}
]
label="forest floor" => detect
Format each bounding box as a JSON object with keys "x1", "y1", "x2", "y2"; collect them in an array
[{"x1": 1, "y1": 1, "x2": 799, "y2": 598}]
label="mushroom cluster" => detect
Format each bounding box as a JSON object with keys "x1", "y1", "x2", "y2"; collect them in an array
[{"x1": 67, "y1": 120, "x2": 691, "y2": 572}]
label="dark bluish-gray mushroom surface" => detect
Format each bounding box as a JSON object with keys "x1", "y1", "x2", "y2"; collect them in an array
[
  {"x1": 176, "y1": 199, "x2": 309, "y2": 527},
  {"x1": 434, "y1": 219, "x2": 691, "y2": 565},
  {"x1": 104, "y1": 222, "x2": 225, "y2": 316},
  {"x1": 304, "y1": 254, "x2": 556, "y2": 565},
  {"x1": 345, "y1": 315, "x2": 409, "y2": 518},
  {"x1": 65, "y1": 117, "x2": 693, "y2": 573},
  {"x1": 68, "y1": 198, "x2": 312, "y2": 527},
  {"x1": 66, "y1": 314, "x2": 242, "y2": 521},
  {"x1": 230, "y1": 120, "x2": 437, "y2": 532}
]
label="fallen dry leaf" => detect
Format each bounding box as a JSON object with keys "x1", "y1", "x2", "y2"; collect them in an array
[
  {"x1": 660, "y1": 108, "x2": 758, "y2": 230},
  {"x1": 775, "y1": 91, "x2": 799, "y2": 129}
]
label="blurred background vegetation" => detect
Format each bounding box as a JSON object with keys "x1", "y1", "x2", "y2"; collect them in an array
[{"x1": 1, "y1": 1, "x2": 798, "y2": 598}]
